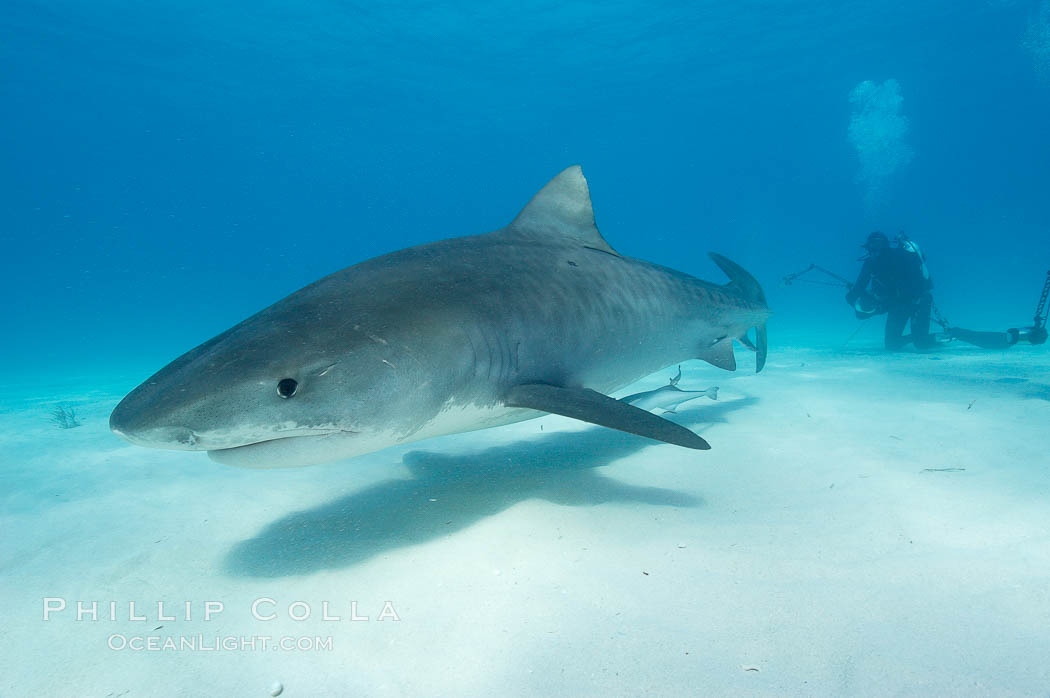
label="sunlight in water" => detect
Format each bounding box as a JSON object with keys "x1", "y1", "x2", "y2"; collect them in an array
[{"x1": 847, "y1": 78, "x2": 914, "y2": 210}]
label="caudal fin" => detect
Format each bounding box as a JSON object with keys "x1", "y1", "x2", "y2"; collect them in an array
[{"x1": 709, "y1": 252, "x2": 769, "y2": 373}]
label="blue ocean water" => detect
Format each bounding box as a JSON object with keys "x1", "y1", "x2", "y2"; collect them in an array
[
  {"x1": 5, "y1": 5, "x2": 1050, "y2": 695},
  {"x1": 4, "y1": 0, "x2": 1048, "y2": 384}
]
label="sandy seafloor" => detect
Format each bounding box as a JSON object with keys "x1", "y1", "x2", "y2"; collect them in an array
[{"x1": 2, "y1": 340, "x2": 1049, "y2": 697}]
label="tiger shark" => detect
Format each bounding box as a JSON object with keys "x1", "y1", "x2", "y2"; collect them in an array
[{"x1": 110, "y1": 166, "x2": 769, "y2": 468}]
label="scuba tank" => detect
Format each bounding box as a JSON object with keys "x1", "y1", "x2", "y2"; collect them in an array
[{"x1": 896, "y1": 233, "x2": 931, "y2": 285}]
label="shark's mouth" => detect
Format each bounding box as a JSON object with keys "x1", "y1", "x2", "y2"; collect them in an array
[{"x1": 208, "y1": 430, "x2": 362, "y2": 469}]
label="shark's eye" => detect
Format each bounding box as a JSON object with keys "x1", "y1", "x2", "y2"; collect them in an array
[{"x1": 277, "y1": 378, "x2": 298, "y2": 399}]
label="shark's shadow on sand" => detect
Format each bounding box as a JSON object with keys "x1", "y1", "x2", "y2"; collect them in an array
[{"x1": 224, "y1": 398, "x2": 756, "y2": 578}]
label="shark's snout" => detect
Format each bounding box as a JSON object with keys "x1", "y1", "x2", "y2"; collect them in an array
[
  {"x1": 111, "y1": 422, "x2": 202, "y2": 450},
  {"x1": 110, "y1": 394, "x2": 204, "y2": 450},
  {"x1": 109, "y1": 377, "x2": 355, "y2": 456}
]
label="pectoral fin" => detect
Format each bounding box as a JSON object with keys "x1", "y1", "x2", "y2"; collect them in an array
[{"x1": 505, "y1": 383, "x2": 711, "y2": 450}]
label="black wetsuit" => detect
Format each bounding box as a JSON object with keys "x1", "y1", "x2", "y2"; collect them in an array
[{"x1": 848, "y1": 247, "x2": 934, "y2": 350}]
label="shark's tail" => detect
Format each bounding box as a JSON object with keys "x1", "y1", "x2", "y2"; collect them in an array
[{"x1": 709, "y1": 253, "x2": 769, "y2": 373}]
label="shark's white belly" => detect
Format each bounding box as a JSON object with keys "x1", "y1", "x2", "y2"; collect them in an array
[{"x1": 209, "y1": 399, "x2": 535, "y2": 469}]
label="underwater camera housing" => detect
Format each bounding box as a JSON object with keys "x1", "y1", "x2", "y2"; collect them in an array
[{"x1": 853, "y1": 291, "x2": 883, "y2": 319}]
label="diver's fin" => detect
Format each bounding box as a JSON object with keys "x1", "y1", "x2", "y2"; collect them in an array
[
  {"x1": 709, "y1": 252, "x2": 768, "y2": 373},
  {"x1": 698, "y1": 340, "x2": 737, "y2": 371},
  {"x1": 504, "y1": 383, "x2": 710, "y2": 450},
  {"x1": 947, "y1": 327, "x2": 1015, "y2": 350},
  {"x1": 504, "y1": 166, "x2": 619, "y2": 256}
]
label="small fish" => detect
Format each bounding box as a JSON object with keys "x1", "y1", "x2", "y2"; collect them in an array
[
  {"x1": 920, "y1": 467, "x2": 966, "y2": 473},
  {"x1": 621, "y1": 367, "x2": 718, "y2": 414}
]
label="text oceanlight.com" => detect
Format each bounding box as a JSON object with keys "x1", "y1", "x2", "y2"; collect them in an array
[{"x1": 107, "y1": 634, "x2": 334, "y2": 652}]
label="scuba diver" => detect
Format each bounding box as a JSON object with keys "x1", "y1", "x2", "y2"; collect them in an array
[
  {"x1": 783, "y1": 243, "x2": 1047, "y2": 352},
  {"x1": 845, "y1": 231, "x2": 936, "y2": 350}
]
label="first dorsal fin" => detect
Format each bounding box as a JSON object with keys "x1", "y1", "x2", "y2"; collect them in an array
[{"x1": 504, "y1": 166, "x2": 619, "y2": 256}]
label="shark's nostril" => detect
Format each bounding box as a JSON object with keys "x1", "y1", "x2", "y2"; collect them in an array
[{"x1": 170, "y1": 426, "x2": 197, "y2": 446}]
